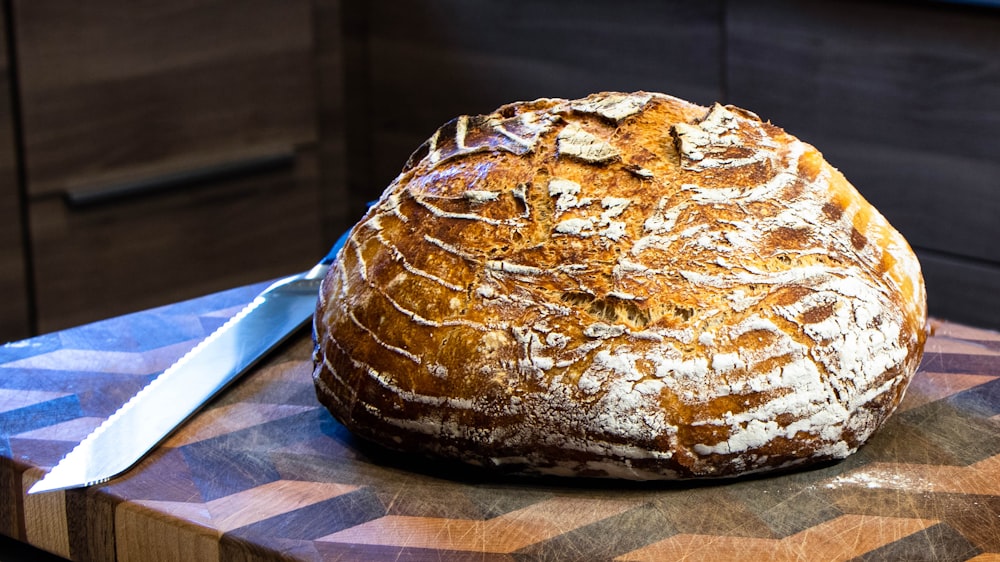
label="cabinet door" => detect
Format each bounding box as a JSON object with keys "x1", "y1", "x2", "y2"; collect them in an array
[
  {"x1": 0, "y1": 8, "x2": 30, "y2": 342},
  {"x1": 12, "y1": 0, "x2": 322, "y2": 332},
  {"x1": 29, "y1": 153, "x2": 323, "y2": 334},
  {"x1": 13, "y1": 0, "x2": 317, "y2": 198}
]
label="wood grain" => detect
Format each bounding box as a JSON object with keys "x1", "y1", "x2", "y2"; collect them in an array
[
  {"x1": 8, "y1": 0, "x2": 328, "y2": 335},
  {"x1": 28, "y1": 152, "x2": 322, "y2": 333},
  {"x1": 0, "y1": 6, "x2": 30, "y2": 343},
  {"x1": 115, "y1": 501, "x2": 220, "y2": 562},
  {"x1": 21, "y1": 474, "x2": 70, "y2": 559},
  {"x1": 65, "y1": 490, "x2": 115, "y2": 562},
  {"x1": 1, "y1": 284, "x2": 999, "y2": 560},
  {"x1": 619, "y1": 514, "x2": 942, "y2": 562},
  {"x1": 11, "y1": 0, "x2": 317, "y2": 198}
]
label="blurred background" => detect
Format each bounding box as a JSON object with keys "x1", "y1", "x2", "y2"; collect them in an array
[{"x1": 1, "y1": 0, "x2": 999, "y2": 344}]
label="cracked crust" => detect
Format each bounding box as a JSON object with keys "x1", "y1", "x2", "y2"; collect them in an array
[{"x1": 312, "y1": 91, "x2": 928, "y2": 480}]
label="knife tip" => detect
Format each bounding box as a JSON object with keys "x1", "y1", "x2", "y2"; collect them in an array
[
  {"x1": 26, "y1": 473, "x2": 87, "y2": 494},
  {"x1": 27, "y1": 479, "x2": 63, "y2": 495}
]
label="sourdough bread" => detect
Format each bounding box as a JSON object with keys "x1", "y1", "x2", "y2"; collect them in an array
[{"x1": 312, "y1": 91, "x2": 927, "y2": 479}]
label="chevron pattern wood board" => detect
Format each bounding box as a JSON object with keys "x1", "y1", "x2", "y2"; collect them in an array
[{"x1": 1, "y1": 282, "x2": 999, "y2": 561}]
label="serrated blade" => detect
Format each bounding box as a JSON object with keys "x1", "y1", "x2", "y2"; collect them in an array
[{"x1": 27, "y1": 265, "x2": 329, "y2": 494}]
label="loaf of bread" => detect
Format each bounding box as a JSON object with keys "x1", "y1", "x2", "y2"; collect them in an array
[{"x1": 312, "y1": 91, "x2": 927, "y2": 480}]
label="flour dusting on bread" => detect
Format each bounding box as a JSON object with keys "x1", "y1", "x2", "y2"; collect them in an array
[{"x1": 313, "y1": 91, "x2": 927, "y2": 480}]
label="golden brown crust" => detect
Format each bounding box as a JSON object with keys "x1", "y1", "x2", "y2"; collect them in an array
[{"x1": 312, "y1": 91, "x2": 928, "y2": 480}]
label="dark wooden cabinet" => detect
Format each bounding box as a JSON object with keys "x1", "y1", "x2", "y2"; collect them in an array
[
  {"x1": 28, "y1": 154, "x2": 323, "y2": 333},
  {"x1": 5, "y1": 0, "x2": 327, "y2": 334},
  {"x1": 0, "y1": 6, "x2": 30, "y2": 342},
  {"x1": 13, "y1": 0, "x2": 318, "y2": 199}
]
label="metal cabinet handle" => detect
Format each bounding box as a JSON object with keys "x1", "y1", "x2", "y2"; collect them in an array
[{"x1": 63, "y1": 150, "x2": 296, "y2": 208}]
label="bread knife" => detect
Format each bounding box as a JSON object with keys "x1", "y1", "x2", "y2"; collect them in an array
[{"x1": 27, "y1": 232, "x2": 348, "y2": 494}]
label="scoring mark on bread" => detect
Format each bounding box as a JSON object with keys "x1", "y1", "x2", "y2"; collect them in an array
[
  {"x1": 557, "y1": 122, "x2": 619, "y2": 163},
  {"x1": 314, "y1": 91, "x2": 927, "y2": 480},
  {"x1": 571, "y1": 91, "x2": 654, "y2": 122}
]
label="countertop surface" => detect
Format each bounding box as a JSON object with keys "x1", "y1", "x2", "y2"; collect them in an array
[{"x1": 2, "y1": 282, "x2": 1000, "y2": 561}]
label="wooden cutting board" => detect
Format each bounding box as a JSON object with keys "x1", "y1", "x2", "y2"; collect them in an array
[{"x1": 2, "y1": 282, "x2": 1000, "y2": 561}]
